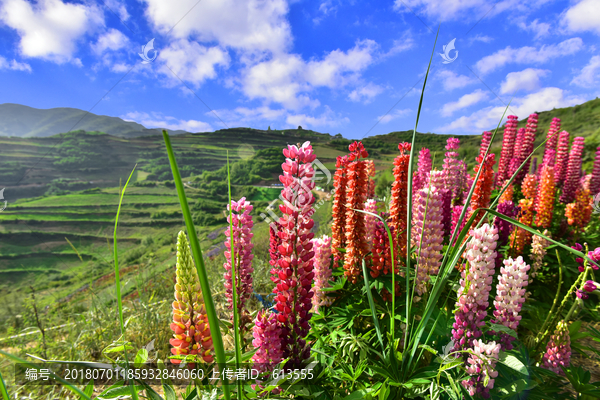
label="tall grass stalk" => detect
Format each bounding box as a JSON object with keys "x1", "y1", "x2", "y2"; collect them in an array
[
  {"x1": 162, "y1": 130, "x2": 232, "y2": 400},
  {"x1": 0, "y1": 368, "x2": 9, "y2": 400},
  {"x1": 113, "y1": 164, "x2": 140, "y2": 400},
  {"x1": 226, "y1": 151, "x2": 244, "y2": 397}
]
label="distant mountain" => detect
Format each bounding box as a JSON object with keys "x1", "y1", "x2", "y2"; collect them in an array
[{"x1": 0, "y1": 103, "x2": 187, "y2": 138}]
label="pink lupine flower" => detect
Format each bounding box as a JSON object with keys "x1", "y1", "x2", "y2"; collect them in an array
[
  {"x1": 224, "y1": 197, "x2": 254, "y2": 332},
  {"x1": 542, "y1": 320, "x2": 571, "y2": 375},
  {"x1": 590, "y1": 146, "x2": 600, "y2": 196},
  {"x1": 429, "y1": 170, "x2": 451, "y2": 236},
  {"x1": 311, "y1": 235, "x2": 334, "y2": 312},
  {"x1": 412, "y1": 186, "x2": 444, "y2": 296},
  {"x1": 451, "y1": 205, "x2": 466, "y2": 240},
  {"x1": 584, "y1": 280, "x2": 598, "y2": 292},
  {"x1": 554, "y1": 131, "x2": 570, "y2": 186},
  {"x1": 560, "y1": 137, "x2": 585, "y2": 204},
  {"x1": 271, "y1": 141, "x2": 316, "y2": 368},
  {"x1": 507, "y1": 128, "x2": 526, "y2": 183},
  {"x1": 452, "y1": 224, "x2": 499, "y2": 352},
  {"x1": 251, "y1": 311, "x2": 283, "y2": 373},
  {"x1": 509, "y1": 114, "x2": 538, "y2": 184},
  {"x1": 541, "y1": 118, "x2": 561, "y2": 169},
  {"x1": 443, "y1": 138, "x2": 464, "y2": 203},
  {"x1": 492, "y1": 256, "x2": 530, "y2": 350},
  {"x1": 364, "y1": 199, "x2": 378, "y2": 249},
  {"x1": 413, "y1": 148, "x2": 432, "y2": 191},
  {"x1": 461, "y1": 339, "x2": 501, "y2": 399},
  {"x1": 479, "y1": 131, "x2": 492, "y2": 159},
  {"x1": 496, "y1": 115, "x2": 518, "y2": 187}
]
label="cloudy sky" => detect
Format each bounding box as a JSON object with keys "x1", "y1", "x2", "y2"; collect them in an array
[{"x1": 0, "y1": 0, "x2": 599, "y2": 138}]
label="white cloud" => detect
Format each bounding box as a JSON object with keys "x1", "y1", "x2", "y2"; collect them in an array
[
  {"x1": 104, "y1": 0, "x2": 129, "y2": 21},
  {"x1": 375, "y1": 108, "x2": 411, "y2": 124},
  {"x1": 563, "y1": 0, "x2": 600, "y2": 35},
  {"x1": 439, "y1": 87, "x2": 586, "y2": 133},
  {"x1": 469, "y1": 34, "x2": 493, "y2": 44},
  {"x1": 437, "y1": 70, "x2": 476, "y2": 91},
  {"x1": 122, "y1": 111, "x2": 213, "y2": 132},
  {"x1": 441, "y1": 89, "x2": 488, "y2": 117},
  {"x1": 313, "y1": 0, "x2": 337, "y2": 24},
  {"x1": 207, "y1": 106, "x2": 287, "y2": 124},
  {"x1": 499, "y1": 68, "x2": 550, "y2": 94},
  {"x1": 157, "y1": 39, "x2": 230, "y2": 87},
  {"x1": 92, "y1": 29, "x2": 129, "y2": 54},
  {"x1": 571, "y1": 55, "x2": 600, "y2": 87},
  {"x1": 475, "y1": 38, "x2": 584, "y2": 75},
  {"x1": 0, "y1": 0, "x2": 103, "y2": 63},
  {"x1": 383, "y1": 35, "x2": 415, "y2": 58},
  {"x1": 141, "y1": 0, "x2": 292, "y2": 55},
  {"x1": 348, "y1": 83, "x2": 385, "y2": 103},
  {"x1": 517, "y1": 18, "x2": 550, "y2": 39},
  {"x1": 286, "y1": 106, "x2": 349, "y2": 128},
  {"x1": 0, "y1": 56, "x2": 32, "y2": 72}
]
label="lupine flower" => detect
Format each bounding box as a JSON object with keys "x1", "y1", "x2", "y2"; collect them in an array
[
  {"x1": 224, "y1": 197, "x2": 254, "y2": 333},
  {"x1": 589, "y1": 146, "x2": 600, "y2": 196},
  {"x1": 412, "y1": 186, "x2": 444, "y2": 295},
  {"x1": 492, "y1": 256, "x2": 530, "y2": 350},
  {"x1": 468, "y1": 154, "x2": 496, "y2": 226},
  {"x1": 459, "y1": 161, "x2": 470, "y2": 205},
  {"x1": 541, "y1": 118, "x2": 561, "y2": 170},
  {"x1": 522, "y1": 174, "x2": 538, "y2": 200},
  {"x1": 452, "y1": 224, "x2": 499, "y2": 352},
  {"x1": 170, "y1": 231, "x2": 214, "y2": 365},
  {"x1": 479, "y1": 131, "x2": 493, "y2": 159},
  {"x1": 311, "y1": 236, "x2": 334, "y2": 312},
  {"x1": 560, "y1": 137, "x2": 585, "y2": 203},
  {"x1": 271, "y1": 141, "x2": 317, "y2": 368},
  {"x1": 565, "y1": 185, "x2": 593, "y2": 231},
  {"x1": 371, "y1": 219, "x2": 399, "y2": 279},
  {"x1": 554, "y1": 131, "x2": 571, "y2": 186},
  {"x1": 589, "y1": 247, "x2": 600, "y2": 269},
  {"x1": 451, "y1": 205, "x2": 466, "y2": 239},
  {"x1": 534, "y1": 166, "x2": 556, "y2": 228},
  {"x1": 494, "y1": 201, "x2": 518, "y2": 270},
  {"x1": 251, "y1": 311, "x2": 283, "y2": 373},
  {"x1": 331, "y1": 156, "x2": 349, "y2": 262},
  {"x1": 364, "y1": 199, "x2": 378, "y2": 249},
  {"x1": 429, "y1": 170, "x2": 451, "y2": 237},
  {"x1": 344, "y1": 142, "x2": 370, "y2": 283},
  {"x1": 498, "y1": 183, "x2": 514, "y2": 204},
  {"x1": 461, "y1": 340, "x2": 501, "y2": 399},
  {"x1": 510, "y1": 198, "x2": 534, "y2": 256},
  {"x1": 365, "y1": 160, "x2": 376, "y2": 199},
  {"x1": 542, "y1": 320, "x2": 571, "y2": 375},
  {"x1": 443, "y1": 138, "x2": 464, "y2": 203},
  {"x1": 496, "y1": 115, "x2": 518, "y2": 187},
  {"x1": 531, "y1": 157, "x2": 538, "y2": 174},
  {"x1": 389, "y1": 143, "x2": 411, "y2": 264},
  {"x1": 520, "y1": 113, "x2": 538, "y2": 182},
  {"x1": 530, "y1": 231, "x2": 551, "y2": 279},
  {"x1": 507, "y1": 128, "x2": 526, "y2": 184},
  {"x1": 269, "y1": 221, "x2": 282, "y2": 270},
  {"x1": 571, "y1": 243, "x2": 585, "y2": 272},
  {"x1": 584, "y1": 280, "x2": 598, "y2": 292},
  {"x1": 413, "y1": 148, "x2": 432, "y2": 191}
]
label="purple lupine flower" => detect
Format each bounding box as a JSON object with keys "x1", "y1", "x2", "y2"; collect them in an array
[
  {"x1": 495, "y1": 201, "x2": 518, "y2": 247},
  {"x1": 311, "y1": 235, "x2": 334, "y2": 312},
  {"x1": 251, "y1": 310, "x2": 284, "y2": 373},
  {"x1": 429, "y1": 170, "x2": 451, "y2": 237},
  {"x1": 590, "y1": 146, "x2": 600, "y2": 196},
  {"x1": 560, "y1": 137, "x2": 585, "y2": 204},
  {"x1": 542, "y1": 320, "x2": 571, "y2": 375},
  {"x1": 492, "y1": 256, "x2": 530, "y2": 350},
  {"x1": 364, "y1": 199, "x2": 378, "y2": 249},
  {"x1": 588, "y1": 247, "x2": 600, "y2": 270},
  {"x1": 412, "y1": 186, "x2": 444, "y2": 296},
  {"x1": 479, "y1": 131, "x2": 493, "y2": 159},
  {"x1": 461, "y1": 339, "x2": 501, "y2": 399},
  {"x1": 413, "y1": 148, "x2": 432, "y2": 191},
  {"x1": 554, "y1": 131, "x2": 571, "y2": 186},
  {"x1": 224, "y1": 197, "x2": 254, "y2": 333},
  {"x1": 443, "y1": 138, "x2": 464, "y2": 203},
  {"x1": 452, "y1": 224, "x2": 499, "y2": 352}
]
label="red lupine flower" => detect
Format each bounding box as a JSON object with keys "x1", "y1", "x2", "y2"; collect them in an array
[
  {"x1": 534, "y1": 166, "x2": 556, "y2": 228},
  {"x1": 365, "y1": 160, "x2": 376, "y2": 198},
  {"x1": 496, "y1": 115, "x2": 518, "y2": 187},
  {"x1": 554, "y1": 131, "x2": 570, "y2": 186},
  {"x1": 331, "y1": 155, "x2": 348, "y2": 262},
  {"x1": 389, "y1": 143, "x2": 411, "y2": 264},
  {"x1": 560, "y1": 137, "x2": 585, "y2": 204},
  {"x1": 371, "y1": 219, "x2": 399, "y2": 279},
  {"x1": 479, "y1": 131, "x2": 492, "y2": 159}
]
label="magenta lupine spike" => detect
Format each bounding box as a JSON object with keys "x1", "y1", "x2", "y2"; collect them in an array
[
  {"x1": 413, "y1": 148, "x2": 432, "y2": 191},
  {"x1": 494, "y1": 200, "x2": 518, "y2": 270},
  {"x1": 429, "y1": 170, "x2": 451, "y2": 237},
  {"x1": 462, "y1": 340, "x2": 501, "y2": 399},
  {"x1": 311, "y1": 235, "x2": 333, "y2": 312},
  {"x1": 541, "y1": 118, "x2": 561, "y2": 170},
  {"x1": 542, "y1": 320, "x2": 571, "y2": 375},
  {"x1": 590, "y1": 146, "x2": 600, "y2": 196},
  {"x1": 224, "y1": 197, "x2": 254, "y2": 331},
  {"x1": 510, "y1": 114, "x2": 538, "y2": 184},
  {"x1": 479, "y1": 131, "x2": 492, "y2": 159},
  {"x1": 459, "y1": 160, "x2": 470, "y2": 205},
  {"x1": 554, "y1": 131, "x2": 570, "y2": 186},
  {"x1": 251, "y1": 310, "x2": 284, "y2": 373},
  {"x1": 507, "y1": 128, "x2": 526, "y2": 183},
  {"x1": 443, "y1": 138, "x2": 464, "y2": 203},
  {"x1": 496, "y1": 115, "x2": 518, "y2": 187},
  {"x1": 450, "y1": 205, "x2": 466, "y2": 242},
  {"x1": 560, "y1": 137, "x2": 585, "y2": 204},
  {"x1": 492, "y1": 256, "x2": 530, "y2": 351},
  {"x1": 412, "y1": 187, "x2": 444, "y2": 296},
  {"x1": 452, "y1": 224, "x2": 498, "y2": 352},
  {"x1": 271, "y1": 141, "x2": 316, "y2": 368},
  {"x1": 364, "y1": 199, "x2": 378, "y2": 248}
]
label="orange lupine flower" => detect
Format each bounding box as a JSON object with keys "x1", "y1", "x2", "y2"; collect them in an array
[
  {"x1": 510, "y1": 199, "x2": 534, "y2": 256},
  {"x1": 498, "y1": 183, "x2": 514, "y2": 204},
  {"x1": 565, "y1": 185, "x2": 593, "y2": 231},
  {"x1": 331, "y1": 156, "x2": 348, "y2": 262},
  {"x1": 389, "y1": 143, "x2": 411, "y2": 264},
  {"x1": 468, "y1": 154, "x2": 496, "y2": 226},
  {"x1": 534, "y1": 166, "x2": 556, "y2": 228},
  {"x1": 521, "y1": 174, "x2": 538, "y2": 200}
]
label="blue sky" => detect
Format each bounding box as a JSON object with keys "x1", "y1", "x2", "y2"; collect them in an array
[{"x1": 0, "y1": 0, "x2": 599, "y2": 139}]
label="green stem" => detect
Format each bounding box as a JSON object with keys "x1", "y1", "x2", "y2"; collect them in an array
[
  {"x1": 0, "y1": 368, "x2": 9, "y2": 400},
  {"x1": 538, "y1": 249, "x2": 564, "y2": 336}
]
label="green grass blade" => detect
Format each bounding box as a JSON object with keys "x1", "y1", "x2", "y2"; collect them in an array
[
  {"x1": 113, "y1": 164, "x2": 140, "y2": 400},
  {"x1": 162, "y1": 130, "x2": 231, "y2": 400},
  {"x1": 0, "y1": 368, "x2": 9, "y2": 400},
  {"x1": 0, "y1": 350, "x2": 91, "y2": 400},
  {"x1": 402, "y1": 25, "x2": 440, "y2": 378},
  {"x1": 361, "y1": 258, "x2": 385, "y2": 353}
]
